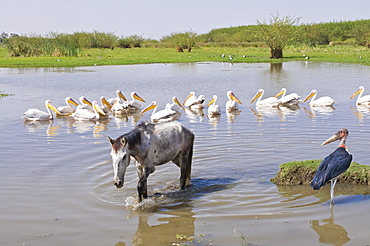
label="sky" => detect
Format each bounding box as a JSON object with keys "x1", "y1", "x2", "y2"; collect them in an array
[{"x1": 2, "y1": 0, "x2": 370, "y2": 40}]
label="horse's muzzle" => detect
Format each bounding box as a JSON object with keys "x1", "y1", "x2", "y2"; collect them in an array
[{"x1": 113, "y1": 179, "x2": 123, "y2": 188}]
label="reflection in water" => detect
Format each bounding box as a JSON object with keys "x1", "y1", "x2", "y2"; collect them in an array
[
  {"x1": 23, "y1": 120, "x2": 61, "y2": 136},
  {"x1": 270, "y1": 62, "x2": 283, "y2": 74},
  {"x1": 350, "y1": 105, "x2": 370, "y2": 123},
  {"x1": 277, "y1": 184, "x2": 370, "y2": 207},
  {"x1": 310, "y1": 206, "x2": 350, "y2": 246},
  {"x1": 129, "y1": 207, "x2": 195, "y2": 246},
  {"x1": 207, "y1": 114, "x2": 221, "y2": 128},
  {"x1": 226, "y1": 109, "x2": 241, "y2": 123},
  {"x1": 250, "y1": 106, "x2": 283, "y2": 121},
  {"x1": 302, "y1": 105, "x2": 336, "y2": 118},
  {"x1": 184, "y1": 108, "x2": 205, "y2": 123}
]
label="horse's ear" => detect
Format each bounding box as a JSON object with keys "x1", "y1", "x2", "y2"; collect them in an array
[{"x1": 107, "y1": 136, "x2": 115, "y2": 146}]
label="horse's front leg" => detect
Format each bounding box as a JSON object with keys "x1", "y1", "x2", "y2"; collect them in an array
[{"x1": 136, "y1": 164, "x2": 154, "y2": 203}]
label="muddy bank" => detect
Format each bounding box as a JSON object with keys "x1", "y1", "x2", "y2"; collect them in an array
[{"x1": 271, "y1": 160, "x2": 370, "y2": 185}]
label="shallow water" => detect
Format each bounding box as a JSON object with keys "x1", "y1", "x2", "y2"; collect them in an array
[{"x1": 1, "y1": 61, "x2": 370, "y2": 246}]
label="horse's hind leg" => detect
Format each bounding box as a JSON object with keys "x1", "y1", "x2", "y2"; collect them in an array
[{"x1": 179, "y1": 145, "x2": 193, "y2": 190}]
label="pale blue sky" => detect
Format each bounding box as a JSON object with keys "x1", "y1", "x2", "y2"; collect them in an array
[{"x1": 2, "y1": 0, "x2": 369, "y2": 39}]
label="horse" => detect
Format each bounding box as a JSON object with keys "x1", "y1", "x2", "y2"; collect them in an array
[{"x1": 108, "y1": 121, "x2": 194, "y2": 202}]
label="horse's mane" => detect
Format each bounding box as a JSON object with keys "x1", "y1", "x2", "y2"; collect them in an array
[{"x1": 112, "y1": 122, "x2": 148, "y2": 152}]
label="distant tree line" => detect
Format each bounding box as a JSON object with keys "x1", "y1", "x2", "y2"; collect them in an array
[{"x1": 1, "y1": 18, "x2": 369, "y2": 57}]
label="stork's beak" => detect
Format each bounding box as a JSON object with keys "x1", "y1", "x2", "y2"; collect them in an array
[
  {"x1": 274, "y1": 90, "x2": 284, "y2": 98},
  {"x1": 250, "y1": 91, "x2": 262, "y2": 104},
  {"x1": 349, "y1": 88, "x2": 363, "y2": 99},
  {"x1": 230, "y1": 92, "x2": 242, "y2": 104},
  {"x1": 68, "y1": 98, "x2": 79, "y2": 107},
  {"x1": 302, "y1": 91, "x2": 316, "y2": 103},
  {"x1": 140, "y1": 101, "x2": 156, "y2": 113},
  {"x1": 118, "y1": 91, "x2": 127, "y2": 101},
  {"x1": 132, "y1": 92, "x2": 146, "y2": 102},
  {"x1": 321, "y1": 132, "x2": 341, "y2": 146}
]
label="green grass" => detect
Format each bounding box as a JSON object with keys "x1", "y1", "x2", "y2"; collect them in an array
[
  {"x1": 0, "y1": 45, "x2": 369, "y2": 68},
  {"x1": 271, "y1": 160, "x2": 370, "y2": 185}
]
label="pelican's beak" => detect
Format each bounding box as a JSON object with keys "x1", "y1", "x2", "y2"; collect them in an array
[
  {"x1": 302, "y1": 91, "x2": 316, "y2": 103},
  {"x1": 101, "y1": 97, "x2": 112, "y2": 109},
  {"x1": 182, "y1": 93, "x2": 194, "y2": 106},
  {"x1": 250, "y1": 91, "x2": 262, "y2": 104},
  {"x1": 82, "y1": 97, "x2": 93, "y2": 106},
  {"x1": 274, "y1": 90, "x2": 285, "y2": 98},
  {"x1": 68, "y1": 98, "x2": 79, "y2": 107},
  {"x1": 349, "y1": 87, "x2": 363, "y2": 99},
  {"x1": 173, "y1": 97, "x2": 183, "y2": 108},
  {"x1": 132, "y1": 92, "x2": 146, "y2": 103},
  {"x1": 140, "y1": 101, "x2": 156, "y2": 113},
  {"x1": 118, "y1": 91, "x2": 127, "y2": 101},
  {"x1": 230, "y1": 92, "x2": 242, "y2": 104},
  {"x1": 321, "y1": 132, "x2": 341, "y2": 146},
  {"x1": 93, "y1": 102, "x2": 106, "y2": 116},
  {"x1": 47, "y1": 102, "x2": 62, "y2": 115},
  {"x1": 207, "y1": 97, "x2": 216, "y2": 107}
]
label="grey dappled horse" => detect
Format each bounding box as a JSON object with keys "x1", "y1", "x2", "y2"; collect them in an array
[{"x1": 108, "y1": 121, "x2": 194, "y2": 202}]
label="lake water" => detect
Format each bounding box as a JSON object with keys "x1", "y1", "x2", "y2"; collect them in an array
[{"x1": 1, "y1": 61, "x2": 369, "y2": 246}]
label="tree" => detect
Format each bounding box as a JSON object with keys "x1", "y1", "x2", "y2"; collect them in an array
[
  {"x1": 257, "y1": 14, "x2": 301, "y2": 59},
  {"x1": 165, "y1": 31, "x2": 198, "y2": 52}
]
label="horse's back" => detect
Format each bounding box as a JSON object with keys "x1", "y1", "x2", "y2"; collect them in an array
[{"x1": 139, "y1": 121, "x2": 194, "y2": 165}]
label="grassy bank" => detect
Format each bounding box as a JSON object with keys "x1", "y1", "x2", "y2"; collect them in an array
[
  {"x1": 0, "y1": 45, "x2": 369, "y2": 68},
  {"x1": 271, "y1": 160, "x2": 370, "y2": 185}
]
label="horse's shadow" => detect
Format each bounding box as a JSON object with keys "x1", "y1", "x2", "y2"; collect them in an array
[{"x1": 148, "y1": 177, "x2": 238, "y2": 206}]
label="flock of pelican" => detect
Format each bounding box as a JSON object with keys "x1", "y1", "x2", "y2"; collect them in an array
[{"x1": 22, "y1": 86, "x2": 370, "y2": 122}]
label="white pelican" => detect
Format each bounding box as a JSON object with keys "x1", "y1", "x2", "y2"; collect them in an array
[
  {"x1": 72, "y1": 101, "x2": 106, "y2": 120},
  {"x1": 350, "y1": 86, "x2": 370, "y2": 105},
  {"x1": 302, "y1": 90, "x2": 336, "y2": 107},
  {"x1": 79, "y1": 96, "x2": 93, "y2": 110},
  {"x1": 57, "y1": 97, "x2": 79, "y2": 116},
  {"x1": 182, "y1": 91, "x2": 205, "y2": 109},
  {"x1": 207, "y1": 95, "x2": 221, "y2": 116},
  {"x1": 274, "y1": 88, "x2": 301, "y2": 106},
  {"x1": 22, "y1": 100, "x2": 61, "y2": 121},
  {"x1": 107, "y1": 90, "x2": 127, "y2": 105},
  {"x1": 141, "y1": 98, "x2": 182, "y2": 122},
  {"x1": 100, "y1": 96, "x2": 112, "y2": 114},
  {"x1": 122, "y1": 92, "x2": 146, "y2": 111},
  {"x1": 225, "y1": 91, "x2": 242, "y2": 111},
  {"x1": 250, "y1": 89, "x2": 280, "y2": 107}
]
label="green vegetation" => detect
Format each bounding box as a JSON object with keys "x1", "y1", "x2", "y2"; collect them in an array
[
  {"x1": 0, "y1": 91, "x2": 14, "y2": 98},
  {"x1": 0, "y1": 18, "x2": 369, "y2": 67},
  {"x1": 271, "y1": 160, "x2": 370, "y2": 185},
  {"x1": 0, "y1": 45, "x2": 369, "y2": 68},
  {"x1": 256, "y1": 14, "x2": 301, "y2": 58}
]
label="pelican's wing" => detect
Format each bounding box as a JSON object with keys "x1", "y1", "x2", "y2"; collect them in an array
[
  {"x1": 280, "y1": 93, "x2": 301, "y2": 105},
  {"x1": 258, "y1": 97, "x2": 280, "y2": 107},
  {"x1": 22, "y1": 109, "x2": 50, "y2": 120},
  {"x1": 312, "y1": 96, "x2": 336, "y2": 106}
]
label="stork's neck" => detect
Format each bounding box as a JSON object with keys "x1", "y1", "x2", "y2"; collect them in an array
[{"x1": 338, "y1": 135, "x2": 347, "y2": 148}]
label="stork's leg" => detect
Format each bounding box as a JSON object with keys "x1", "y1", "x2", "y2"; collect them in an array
[{"x1": 330, "y1": 179, "x2": 337, "y2": 204}]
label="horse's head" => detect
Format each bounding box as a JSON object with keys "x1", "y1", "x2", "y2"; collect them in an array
[{"x1": 108, "y1": 136, "x2": 130, "y2": 188}]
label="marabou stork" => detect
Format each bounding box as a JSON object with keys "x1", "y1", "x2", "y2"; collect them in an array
[{"x1": 310, "y1": 128, "x2": 352, "y2": 205}]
